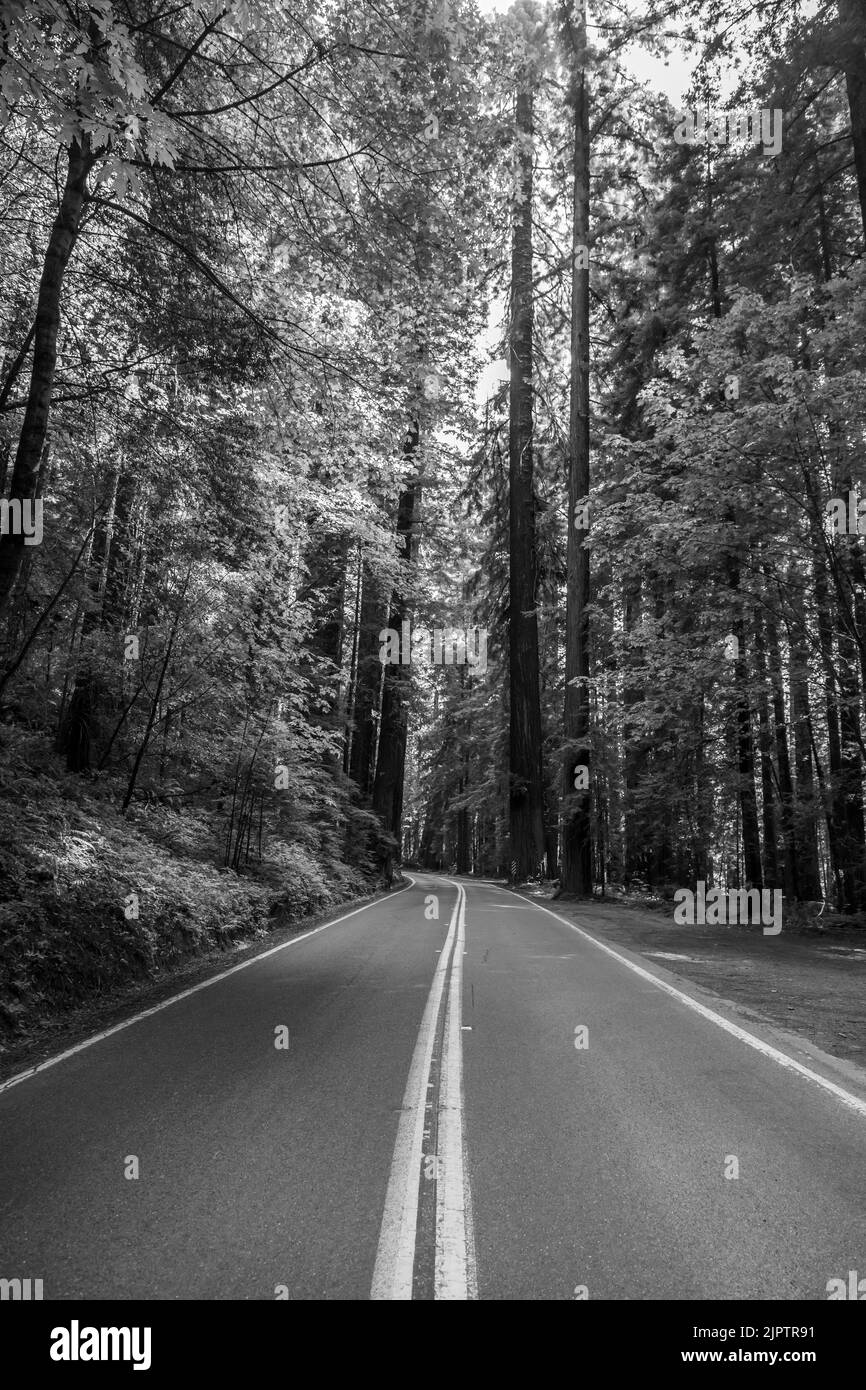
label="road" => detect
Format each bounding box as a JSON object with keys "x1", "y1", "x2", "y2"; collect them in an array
[{"x1": 2, "y1": 873, "x2": 865, "y2": 1300}]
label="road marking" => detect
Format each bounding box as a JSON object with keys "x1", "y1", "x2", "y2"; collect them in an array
[
  {"x1": 371, "y1": 883, "x2": 462, "y2": 1300},
  {"x1": 0, "y1": 879, "x2": 415, "y2": 1097},
  {"x1": 372, "y1": 878, "x2": 476, "y2": 1300},
  {"x1": 512, "y1": 891, "x2": 866, "y2": 1121},
  {"x1": 435, "y1": 879, "x2": 477, "y2": 1299}
]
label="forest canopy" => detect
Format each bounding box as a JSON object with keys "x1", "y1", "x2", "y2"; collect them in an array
[{"x1": 2, "y1": 0, "x2": 866, "y2": 1032}]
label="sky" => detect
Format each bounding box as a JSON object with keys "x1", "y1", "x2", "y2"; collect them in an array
[{"x1": 472, "y1": 0, "x2": 695, "y2": 102}]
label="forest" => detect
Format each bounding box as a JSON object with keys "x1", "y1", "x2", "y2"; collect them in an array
[{"x1": 2, "y1": 0, "x2": 866, "y2": 1036}]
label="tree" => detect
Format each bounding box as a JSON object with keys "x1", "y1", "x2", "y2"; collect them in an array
[
  {"x1": 559, "y1": 0, "x2": 592, "y2": 894},
  {"x1": 507, "y1": 23, "x2": 547, "y2": 881}
]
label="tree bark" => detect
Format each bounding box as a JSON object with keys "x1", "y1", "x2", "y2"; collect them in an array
[
  {"x1": 348, "y1": 557, "x2": 386, "y2": 798},
  {"x1": 839, "y1": 0, "x2": 866, "y2": 241},
  {"x1": 761, "y1": 583, "x2": 801, "y2": 900},
  {"x1": 809, "y1": 532, "x2": 860, "y2": 908},
  {"x1": 560, "y1": 0, "x2": 592, "y2": 894},
  {"x1": 754, "y1": 605, "x2": 781, "y2": 889},
  {"x1": 726, "y1": 570, "x2": 763, "y2": 888},
  {"x1": 508, "y1": 81, "x2": 547, "y2": 881},
  {"x1": 788, "y1": 614, "x2": 823, "y2": 900},
  {"x1": 0, "y1": 136, "x2": 93, "y2": 610},
  {"x1": 372, "y1": 425, "x2": 418, "y2": 850}
]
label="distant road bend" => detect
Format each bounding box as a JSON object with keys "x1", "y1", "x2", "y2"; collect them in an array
[{"x1": 2, "y1": 874, "x2": 866, "y2": 1300}]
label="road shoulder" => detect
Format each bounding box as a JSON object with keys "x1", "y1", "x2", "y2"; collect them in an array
[
  {"x1": 0, "y1": 879, "x2": 410, "y2": 1088},
  {"x1": 481, "y1": 879, "x2": 866, "y2": 1094}
]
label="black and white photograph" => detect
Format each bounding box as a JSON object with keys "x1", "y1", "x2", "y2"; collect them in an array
[{"x1": 0, "y1": 0, "x2": 865, "y2": 1352}]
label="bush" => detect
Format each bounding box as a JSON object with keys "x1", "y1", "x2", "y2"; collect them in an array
[{"x1": 0, "y1": 726, "x2": 375, "y2": 1042}]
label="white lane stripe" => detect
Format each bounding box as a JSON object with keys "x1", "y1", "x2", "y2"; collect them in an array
[
  {"x1": 435, "y1": 878, "x2": 477, "y2": 1299},
  {"x1": 371, "y1": 883, "x2": 463, "y2": 1300},
  {"x1": 511, "y1": 890, "x2": 866, "y2": 1122},
  {"x1": 0, "y1": 879, "x2": 415, "y2": 1097}
]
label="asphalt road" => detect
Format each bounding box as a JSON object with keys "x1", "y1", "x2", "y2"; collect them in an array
[{"x1": 2, "y1": 872, "x2": 865, "y2": 1300}]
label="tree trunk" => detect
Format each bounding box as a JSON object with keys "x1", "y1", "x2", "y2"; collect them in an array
[
  {"x1": 761, "y1": 584, "x2": 801, "y2": 900},
  {"x1": 348, "y1": 557, "x2": 386, "y2": 798},
  {"x1": 560, "y1": 2, "x2": 592, "y2": 894},
  {"x1": 839, "y1": 0, "x2": 866, "y2": 240},
  {"x1": 122, "y1": 620, "x2": 178, "y2": 812},
  {"x1": 372, "y1": 425, "x2": 418, "y2": 846},
  {"x1": 787, "y1": 562, "x2": 825, "y2": 900},
  {"x1": 508, "y1": 82, "x2": 547, "y2": 881},
  {"x1": 837, "y1": 643, "x2": 866, "y2": 910},
  {"x1": 621, "y1": 574, "x2": 647, "y2": 883},
  {"x1": 735, "y1": 671, "x2": 763, "y2": 888},
  {"x1": 0, "y1": 136, "x2": 93, "y2": 610},
  {"x1": 811, "y1": 537, "x2": 855, "y2": 907},
  {"x1": 727, "y1": 581, "x2": 762, "y2": 888},
  {"x1": 754, "y1": 606, "x2": 781, "y2": 889},
  {"x1": 456, "y1": 799, "x2": 470, "y2": 875}
]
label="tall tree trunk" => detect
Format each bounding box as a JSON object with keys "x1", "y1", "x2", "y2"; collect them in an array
[
  {"x1": 348, "y1": 557, "x2": 386, "y2": 798},
  {"x1": 344, "y1": 542, "x2": 363, "y2": 776},
  {"x1": 507, "y1": 81, "x2": 547, "y2": 881},
  {"x1": 0, "y1": 136, "x2": 93, "y2": 610},
  {"x1": 692, "y1": 693, "x2": 711, "y2": 884},
  {"x1": 621, "y1": 574, "x2": 647, "y2": 883},
  {"x1": 810, "y1": 535, "x2": 853, "y2": 907},
  {"x1": 727, "y1": 582, "x2": 763, "y2": 888},
  {"x1": 761, "y1": 580, "x2": 801, "y2": 900},
  {"x1": 372, "y1": 425, "x2": 418, "y2": 850},
  {"x1": 734, "y1": 672, "x2": 763, "y2": 888},
  {"x1": 788, "y1": 616, "x2": 823, "y2": 900},
  {"x1": 560, "y1": 2, "x2": 592, "y2": 893},
  {"x1": 839, "y1": 0, "x2": 866, "y2": 240},
  {"x1": 754, "y1": 606, "x2": 781, "y2": 889},
  {"x1": 456, "y1": 798, "x2": 470, "y2": 875}
]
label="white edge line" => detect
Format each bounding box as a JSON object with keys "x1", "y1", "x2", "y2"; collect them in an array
[
  {"x1": 0, "y1": 878, "x2": 415, "y2": 1097},
  {"x1": 371, "y1": 882, "x2": 463, "y2": 1300},
  {"x1": 435, "y1": 878, "x2": 477, "y2": 1300},
  {"x1": 509, "y1": 889, "x2": 866, "y2": 1122}
]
